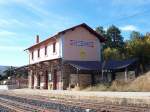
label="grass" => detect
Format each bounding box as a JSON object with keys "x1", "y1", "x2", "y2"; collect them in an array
[
  {"x1": 83, "y1": 71, "x2": 150, "y2": 92},
  {"x1": 128, "y1": 71, "x2": 150, "y2": 91},
  {"x1": 83, "y1": 84, "x2": 109, "y2": 91}
]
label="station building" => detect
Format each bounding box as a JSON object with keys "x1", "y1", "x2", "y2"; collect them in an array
[{"x1": 26, "y1": 23, "x2": 105, "y2": 90}]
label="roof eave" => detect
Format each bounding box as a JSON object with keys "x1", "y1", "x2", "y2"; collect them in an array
[{"x1": 25, "y1": 23, "x2": 106, "y2": 50}]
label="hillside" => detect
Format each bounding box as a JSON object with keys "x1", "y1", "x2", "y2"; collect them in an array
[
  {"x1": 0, "y1": 66, "x2": 9, "y2": 75},
  {"x1": 128, "y1": 71, "x2": 150, "y2": 91}
]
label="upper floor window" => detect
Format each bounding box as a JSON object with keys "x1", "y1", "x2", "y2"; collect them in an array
[
  {"x1": 45, "y1": 46, "x2": 47, "y2": 56},
  {"x1": 31, "y1": 51, "x2": 34, "y2": 60},
  {"x1": 38, "y1": 49, "x2": 40, "y2": 58},
  {"x1": 53, "y1": 42, "x2": 56, "y2": 53}
]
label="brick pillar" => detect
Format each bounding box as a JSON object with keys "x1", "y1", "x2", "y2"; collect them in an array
[
  {"x1": 31, "y1": 74, "x2": 34, "y2": 89},
  {"x1": 41, "y1": 71, "x2": 48, "y2": 89},
  {"x1": 37, "y1": 74, "x2": 40, "y2": 89},
  {"x1": 28, "y1": 70, "x2": 34, "y2": 89},
  {"x1": 28, "y1": 74, "x2": 31, "y2": 88},
  {"x1": 34, "y1": 74, "x2": 36, "y2": 89},
  {"x1": 34, "y1": 73, "x2": 40, "y2": 89}
]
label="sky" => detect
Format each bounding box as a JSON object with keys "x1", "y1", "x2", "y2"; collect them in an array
[{"x1": 0, "y1": 0, "x2": 150, "y2": 66}]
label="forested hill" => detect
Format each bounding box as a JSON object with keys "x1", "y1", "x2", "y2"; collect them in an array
[{"x1": 0, "y1": 66, "x2": 9, "y2": 75}]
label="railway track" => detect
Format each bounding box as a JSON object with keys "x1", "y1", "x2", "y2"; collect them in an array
[
  {"x1": 7, "y1": 94, "x2": 150, "y2": 112},
  {"x1": 0, "y1": 99, "x2": 29, "y2": 112},
  {"x1": 0, "y1": 93, "x2": 150, "y2": 112},
  {"x1": 0, "y1": 95, "x2": 57, "y2": 112}
]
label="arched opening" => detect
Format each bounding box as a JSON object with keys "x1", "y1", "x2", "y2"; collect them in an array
[
  {"x1": 53, "y1": 69, "x2": 57, "y2": 90},
  {"x1": 45, "y1": 70, "x2": 48, "y2": 89}
]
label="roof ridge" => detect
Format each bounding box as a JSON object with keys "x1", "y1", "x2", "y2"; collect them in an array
[{"x1": 25, "y1": 23, "x2": 105, "y2": 50}]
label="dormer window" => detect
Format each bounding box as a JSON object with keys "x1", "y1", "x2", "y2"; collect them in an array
[
  {"x1": 53, "y1": 42, "x2": 56, "y2": 53},
  {"x1": 45, "y1": 46, "x2": 47, "y2": 56},
  {"x1": 38, "y1": 49, "x2": 40, "y2": 58}
]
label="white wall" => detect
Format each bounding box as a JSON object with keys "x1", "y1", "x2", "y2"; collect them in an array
[
  {"x1": 29, "y1": 37, "x2": 61, "y2": 64},
  {"x1": 28, "y1": 26, "x2": 102, "y2": 64}
]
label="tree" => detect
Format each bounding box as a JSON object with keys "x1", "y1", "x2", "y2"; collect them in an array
[
  {"x1": 95, "y1": 26, "x2": 107, "y2": 48},
  {"x1": 103, "y1": 47, "x2": 121, "y2": 60},
  {"x1": 15, "y1": 68, "x2": 28, "y2": 78},
  {"x1": 106, "y1": 25, "x2": 124, "y2": 49},
  {"x1": 130, "y1": 31, "x2": 142, "y2": 39},
  {"x1": 126, "y1": 34, "x2": 150, "y2": 72},
  {"x1": 95, "y1": 25, "x2": 125, "y2": 60},
  {"x1": 95, "y1": 26, "x2": 106, "y2": 37},
  {"x1": 3, "y1": 66, "x2": 16, "y2": 78}
]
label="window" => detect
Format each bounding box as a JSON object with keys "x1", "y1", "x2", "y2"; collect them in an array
[
  {"x1": 38, "y1": 49, "x2": 40, "y2": 58},
  {"x1": 31, "y1": 51, "x2": 34, "y2": 60},
  {"x1": 45, "y1": 46, "x2": 47, "y2": 55},
  {"x1": 53, "y1": 42, "x2": 56, "y2": 53}
]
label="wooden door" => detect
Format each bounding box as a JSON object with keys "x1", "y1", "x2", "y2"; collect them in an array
[{"x1": 53, "y1": 70, "x2": 57, "y2": 90}]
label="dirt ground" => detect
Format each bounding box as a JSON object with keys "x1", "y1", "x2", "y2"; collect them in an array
[{"x1": 1, "y1": 88, "x2": 150, "y2": 107}]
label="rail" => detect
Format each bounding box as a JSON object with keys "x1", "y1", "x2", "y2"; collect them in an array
[{"x1": 0, "y1": 93, "x2": 149, "y2": 112}]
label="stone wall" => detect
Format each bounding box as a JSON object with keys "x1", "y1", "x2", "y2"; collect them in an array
[
  {"x1": 47, "y1": 60, "x2": 63, "y2": 90},
  {"x1": 28, "y1": 59, "x2": 64, "y2": 90},
  {"x1": 62, "y1": 64, "x2": 103, "y2": 89},
  {"x1": 94, "y1": 74, "x2": 102, "y2": 84},
  {"x1": 62, "y1": 64, "x2": 76, "y2": 90},
  {"x1": 115, "y1": 71, "x2": 135, "y2": 81},
  {"x1": 70, "y1": 74, "x2": 92, "y2": 88}
]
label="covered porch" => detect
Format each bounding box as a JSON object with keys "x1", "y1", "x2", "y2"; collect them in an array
[
  {"x1": 27, "y1": 58, "x2": 139, "y2": 90},
  {"x1": 63, "y1": 61, "x2": 102, "y2": 89},
  {"x1": 63, "y1": 58, "x2": 139, "y2": 89},
  {"x1": 102, "y1": 58, "x2": 139, "y2": 82},
  {"x1": 28, "y1": 59, "x2": 63, "y2": 90}
]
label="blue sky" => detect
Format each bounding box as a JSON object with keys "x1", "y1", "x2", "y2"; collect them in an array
[{"x1": 0, "y1": 0, "x2": 150, "y2": 66}]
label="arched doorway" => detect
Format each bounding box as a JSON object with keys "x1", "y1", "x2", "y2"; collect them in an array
[
  {"x1": 53, "y1": 69, "x2": 57, "y2": 90},
  {"x1": 45, "y1": 70, "x2": 48, "y2": 89}
]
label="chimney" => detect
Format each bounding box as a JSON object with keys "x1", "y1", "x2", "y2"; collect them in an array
[{"x1": 36, "y1": 35, "x2": 40, "y2": 43}]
